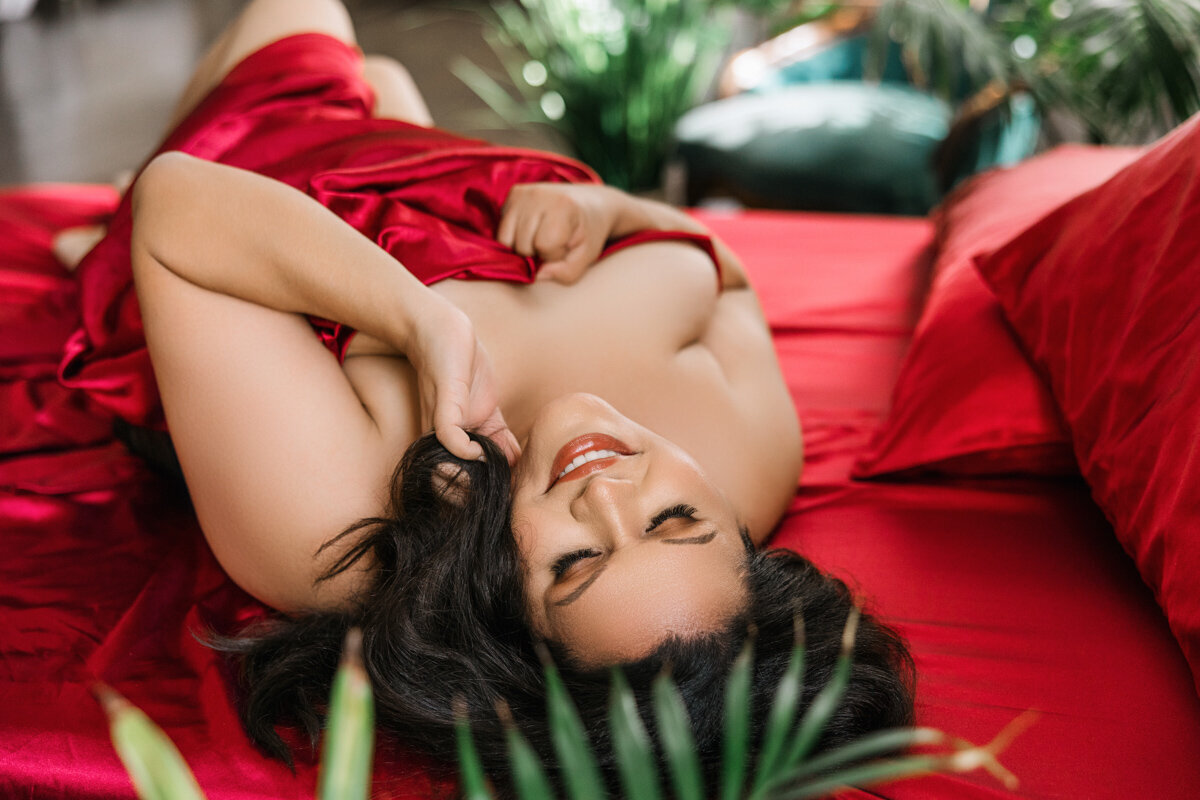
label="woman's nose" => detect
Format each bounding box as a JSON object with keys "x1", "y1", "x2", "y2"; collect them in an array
[{"x1": 572, "y1": 473, "x2": 642, "y2": 541}]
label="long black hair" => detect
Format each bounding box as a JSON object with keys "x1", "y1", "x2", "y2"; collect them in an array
[{"x1": 215, "y1": 432, "x2": 914, "y2": 794}]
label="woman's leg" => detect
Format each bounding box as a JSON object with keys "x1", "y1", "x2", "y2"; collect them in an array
[
  {"x1": 55, "y1": 0, "x2": 359, "y2": 271},
  {"x1": 164, "y1": 0, "x2": 357, "y2": 132},
  {"x1": 361, "y1": 54, "x2": 434, "y2": 126}
]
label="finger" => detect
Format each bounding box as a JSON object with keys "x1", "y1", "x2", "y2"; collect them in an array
[
  {"x1": 501, "y1": 429, "x2": 522, "y2": 465},
  {"x1": 433, "y1": 383, "x2": 485, "y2": 461},
  {"x1": 496, "y1": 205, "x2": 519, "y2": 250},
  {"x1": 533, "y1": 215, "x2": 573, "y2": 263},
  {"x1": 514, "y1": 210, "x2": 543, "y2": 257},
  {"x1": 436, "y1": 421, "x2": 484, "y2": 461},
  {"x1": 478, "y1": 409, "x2": 522, "y2": 465},
  {"x1": 542, "y1": 237, "x2": 600, "y2": 285}
]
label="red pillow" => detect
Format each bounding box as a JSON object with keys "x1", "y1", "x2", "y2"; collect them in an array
[
  {"x1": 976, "y1": 114, "x2": 1200, "y2": 695},
  {"x1": 853, "y1": 146, "x2": 1142, "y2": 478}
]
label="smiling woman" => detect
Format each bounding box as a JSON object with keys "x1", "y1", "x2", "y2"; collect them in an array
[
  {"x1": 57, "y1": 0, "x2": 915, "y2": 791},
  {"x1": 220, "y1": 430, "x2": 913, "y2": 796},
  {"x1": 512, "y1": 394, "x2": 752, "y2": 665}
]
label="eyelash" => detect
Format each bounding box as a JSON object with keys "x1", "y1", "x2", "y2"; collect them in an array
[
  {"x1": 551, "y1": 548, "x2": 599, "y2": 578},
  {"x1": 647, "y1": 503, "x2": 699, "y2": 532},
  {"x1": 550, "y1": 504, "x2": 699, "y2": 578}
]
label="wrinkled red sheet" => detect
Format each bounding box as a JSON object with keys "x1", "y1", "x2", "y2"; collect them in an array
[{"x1": 3, "y1": 196, "x2": 1199, "y2": 799}]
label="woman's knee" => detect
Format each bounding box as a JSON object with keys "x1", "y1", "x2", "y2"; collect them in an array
[
  {"x1": 361, "y1": 54, "x2": 433, "y2": 126},
  {"x1": 226, "y1": 0, "x2": 356, "y2": 58}
]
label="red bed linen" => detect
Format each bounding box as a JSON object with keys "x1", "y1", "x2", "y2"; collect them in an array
[
  {"x1": 3, "y1": 198, "x2": 1199, "y2": 800},
  {"x1": 698, "y1": 209, "x2": 1200, "y2": 799}
]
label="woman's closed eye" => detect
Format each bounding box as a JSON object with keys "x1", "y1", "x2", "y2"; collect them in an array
[
  {"x1": 646, "y1": 503, "x2": 698, "y2": 532},
  {"x1": 550, "y1": 505, "x2": 701, "y2": 580},
  {"x1": 551, "y1": 548, "x2": 601, "y2": 579}
]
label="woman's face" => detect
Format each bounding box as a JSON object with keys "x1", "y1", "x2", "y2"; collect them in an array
[{"x1": 511, "y1": 393, "x2": 748, "y2": 666}]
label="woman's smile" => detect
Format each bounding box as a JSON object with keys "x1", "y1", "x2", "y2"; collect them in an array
[{"x1": 548, "y1": 432, "x2": 637, "y2": 489}]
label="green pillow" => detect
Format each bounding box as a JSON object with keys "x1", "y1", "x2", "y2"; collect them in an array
[{"x1": 675, "y1": 82, "x2": 951, "y2": 215}]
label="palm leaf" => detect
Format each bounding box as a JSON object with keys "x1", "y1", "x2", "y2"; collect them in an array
[
  {"x1": 1052, "y1": 0, "x2": 1200, "y2": 140},
  {"x1": 95, "y1": 684, "x2": 208, "y2": 800},
  {"x1": 777, "y1": 609, "x2": 860, "y2": 774},
  {"x1": 869, "y1": 0, "x2": 1013, "y2": 98},
  {"x1": 317, "y1": 629, "x2": 374, "y2": 800},
  {"x1": 720, "y1": 638, "x2": 754, "y2": 800},
  {"x1": 748, "y1": 619, "x2": 806, "y2": 798},
  {"x1": 454, "y1": 699, "x2": 493, "y2": 800},
  {"x1": 609, "y1": 670, "x2": 662, "y2": 800},
  {"x1": 540, "y1": 647, "x2": 607, "y2": 800},
  {"x1": 777, "y1": 727, "x2": 945, "y2": 784},
  {"x1": 772, "y1": 755, "x2": 943, "y2": 800},
  {"x1": 497, "y1": 700, "x2": 556, "y2": 800},
  {"x1": 652, "y1": 670, "x2": 704, "y2": 800}
]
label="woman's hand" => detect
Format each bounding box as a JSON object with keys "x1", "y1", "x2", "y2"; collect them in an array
[
  {"x1": 497, "y1": 183, "x2": 621, "y2": 285},
  {"x1": 406, "y1": 297, "x2": 521, "y2": 465}
]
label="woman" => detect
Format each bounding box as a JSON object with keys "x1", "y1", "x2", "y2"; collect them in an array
[{"x1": 61, "y1": 0, "x2": 913, "y2": 790}]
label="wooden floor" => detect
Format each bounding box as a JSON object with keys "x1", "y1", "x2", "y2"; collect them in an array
[{"x1": 0, "y1": 0, "x2": 560, "y2": 185}]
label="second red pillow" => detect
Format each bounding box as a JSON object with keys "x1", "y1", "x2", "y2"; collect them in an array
[{"x1": 854, "y1": 145, "x2": 1142, "y2": 478}]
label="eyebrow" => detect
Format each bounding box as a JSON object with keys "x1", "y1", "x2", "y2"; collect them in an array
[
  {"x1": 554, "y1": 564, "x2": 608, "y2": 606},
  {"x1": 660, "y1": 530, "x2": 717, "y2": 546},
  {"x1": 553, "y1": 528, "x2": 718, "y2": 607}
]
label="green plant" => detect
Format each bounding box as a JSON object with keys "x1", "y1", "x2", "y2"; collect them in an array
[
  {"x1": 454, "y1": 0, "x2": 788, "y2": 191},
  {"x1": 95, "y1": 629, "x2": 375, "y2": 800},
  {"x1": 98, "y1": 618, "x2": 1024, "y2": 800},
  {"x1": 455, "y1": 610, "x2": 1024, "y2": 800},
  {"x1": 867, "y1": 0, "x2": 1200, "y2": 142}
]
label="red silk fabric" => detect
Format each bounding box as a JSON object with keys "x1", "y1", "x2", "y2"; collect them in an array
[
  {"x1": 4, "y1": 194, "x2": 1200, "y2": 798},
  {"x1": 56, "y1": 33, "x2": 716, "y2": 424},
  {"x1": 4, "y1": 32, "x2": 1200, "y2": 800}
]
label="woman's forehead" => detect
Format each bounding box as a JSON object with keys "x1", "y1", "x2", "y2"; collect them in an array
[{"x1": 546, "y1": 537, "x2": 747, "y2": 664}]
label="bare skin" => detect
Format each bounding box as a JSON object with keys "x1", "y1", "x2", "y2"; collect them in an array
[{"x1": 125, "y1": 0, "x2": 802, "y2": 659}]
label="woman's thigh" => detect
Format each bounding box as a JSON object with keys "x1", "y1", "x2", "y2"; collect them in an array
[{"x1": 166, "y1": 0, "x2": 357, "y2": 131}]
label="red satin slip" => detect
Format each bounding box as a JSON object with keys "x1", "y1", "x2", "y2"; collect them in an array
[{"x1": 57, "y1": 33, "x2": 717, "y2": 429}]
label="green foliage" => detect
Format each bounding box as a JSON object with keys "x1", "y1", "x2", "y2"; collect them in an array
[
  {"x1": 316, "y1": 629, "x2": 374, "y2": 800},
  {"x1": 459, "y1": 0, "x2": 1197, "y2": 187},
  {"x1": 650, "y1": 672, "x2": 703, "y2": 800},
  {"x1": 868, "y1": 0, "x2": 1015, "y2": 99},
  {"x1": 870, "y1": 0, "x2": 1200, "y2": 142},
  {"x1": 455, "y1": 610, "x2": 1023, "y2": 800},
  {"x1": 98, "y1": 620, "x2": 1024, "y2": 800},
  {"x1": 97, "y1": 630, "x2": 376, "y2": 800},
  {"x1": 94, "y1": 685, "x2": 207, "y2": 800},
  {"x1": 454, "y1": 0, "x2": 753, "y2": 190}
]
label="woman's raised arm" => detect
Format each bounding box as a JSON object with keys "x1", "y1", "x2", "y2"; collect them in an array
[
  {"x1": 134, "y1": 152, "x2": 429, "y2": 360},
  {"x1": 130, "y1": 153, "x2": 513, "y2": 611}
]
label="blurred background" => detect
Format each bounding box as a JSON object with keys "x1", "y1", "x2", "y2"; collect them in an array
[{"x1": 1, "y1": 0, "x2": 1198, "y2": 214}]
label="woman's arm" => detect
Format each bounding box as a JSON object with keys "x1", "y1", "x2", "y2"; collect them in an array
[
  {"x1": 130, "y1": 153, "x2": 513, "y2": 610},
  {"x1": 134, "y1": 152, "x2": 517, "y2": 463},
  {"x1": 135, "y1": 152, "x2": 428, "y2": 358},
  {"x1": 497, "y1": 182, "x2": 749, "y2": 290}
]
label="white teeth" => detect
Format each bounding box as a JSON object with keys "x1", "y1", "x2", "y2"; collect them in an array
[{"x1": 557, "y1": 449, "x2": 620, "y2": 480}]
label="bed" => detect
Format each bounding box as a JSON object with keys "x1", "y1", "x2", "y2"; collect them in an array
[{"x1": 3, "y1": 122, "x2": 1200, "y2": 798}]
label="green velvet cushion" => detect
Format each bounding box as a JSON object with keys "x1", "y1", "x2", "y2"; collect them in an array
[{"x1": 675, "y1": 82, "x2": 951, "y2": 215}]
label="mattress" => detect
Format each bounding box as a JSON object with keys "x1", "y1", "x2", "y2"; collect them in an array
[{"x1": 2, "y1": 192, "x2": 1198, "y2": 799}]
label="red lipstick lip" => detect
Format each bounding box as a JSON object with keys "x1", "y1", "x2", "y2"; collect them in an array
[{"x1": 548, "y1": 433, "x2": 635, "y2": 490}]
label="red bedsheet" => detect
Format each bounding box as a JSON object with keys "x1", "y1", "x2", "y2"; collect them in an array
[
  {"x1": 702, "y1": 210, "x2": 1200, "y2": 798},
  {"x1": 2, "y1": 194, "x2": 1198, "y2": 799}
]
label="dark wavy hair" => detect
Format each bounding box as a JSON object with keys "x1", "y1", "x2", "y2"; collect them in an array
[{"x1": 215, "y1": 431, "x2": 914, "y2": 794}]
